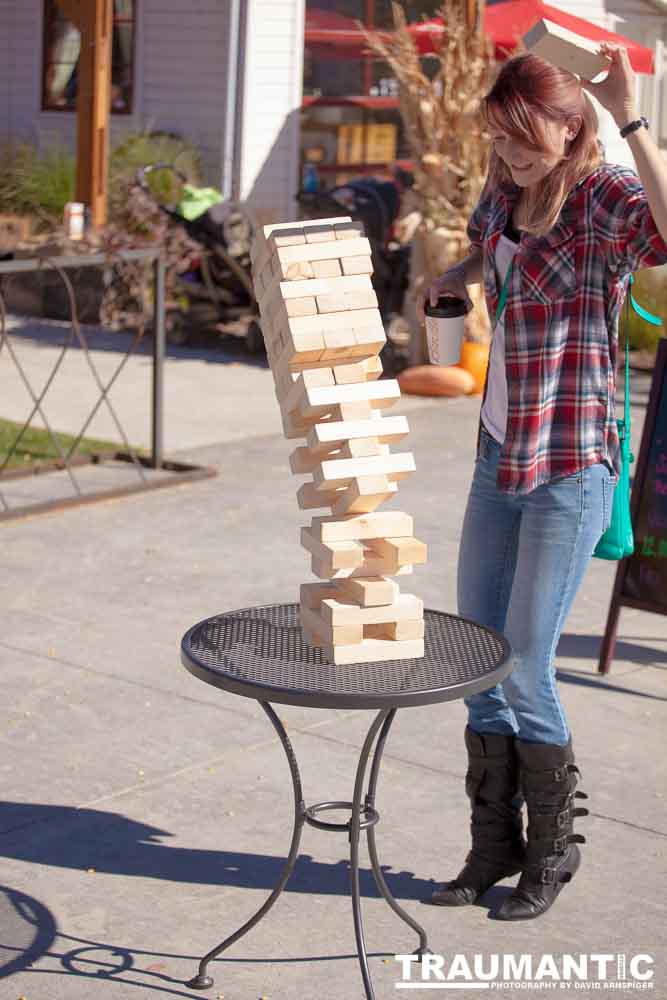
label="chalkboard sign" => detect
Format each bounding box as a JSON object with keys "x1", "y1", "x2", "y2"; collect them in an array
[{"x1": 599, "y1": 337, "x2": 667, "y2": 673}]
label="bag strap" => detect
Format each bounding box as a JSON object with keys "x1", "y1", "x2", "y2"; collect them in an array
[
  {"x1": 494, "y1": 257, "x2": 513, "y2": 328},
  {"x1": 623, "y1": 274, "x2": 664, "y2": 435}
]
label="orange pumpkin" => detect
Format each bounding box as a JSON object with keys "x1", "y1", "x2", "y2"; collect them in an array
[
  {"x1": 458, "y1": 340, "x2": 490, "y2": 395},
  {"x1": 398, "y1": 364, "x2": 475, "y2": 397}
]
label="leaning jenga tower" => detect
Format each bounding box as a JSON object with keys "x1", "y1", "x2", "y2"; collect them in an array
[{"x1": 250, "y1": 216, "x2": 427, "y2": 664}]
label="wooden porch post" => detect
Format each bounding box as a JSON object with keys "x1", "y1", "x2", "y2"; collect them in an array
[{"x1": 56, "y1": 0, "x2": 113, "y2": 226}]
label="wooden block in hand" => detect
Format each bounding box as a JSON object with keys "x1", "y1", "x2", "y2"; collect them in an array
[
  {"x1": 320, "y1": 593, "x2": 423, "y2": 627},
  {"x1": 364, "y1": 536, "x2": 428, "y2": 571},
  {"x1": 309, "y1": 510, "x2": 413, "y2": 542},
  {"x1": 333, "y1": 576, "x2": 400, "y2": 607},
  {"x1": 522, "y1": 19, "x2": 612, "y2": 81}
]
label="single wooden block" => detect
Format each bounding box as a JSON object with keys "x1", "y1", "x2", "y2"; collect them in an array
[
  {"x1": 322, "y1": 635, "x2": 425, "y2": 665},
  {"x1": 312, "y1": 259, "x2": 343, "y2": 278},
  {"x1": 301, "y1": 625, "x2": 324, "y2": 649},
  {"x1": 331, "y1": 475, "x2": 398, "y2": 515},
  {"x1": 336, "y1": 402, "x2": 375, "y2": 422},
  {"x1": 335, "y1": 220, "x2": 366, "y2": 240},
  {"x1": 304, "y1": 223, "x2": 335, "y2": 243},
  {"x1": 340, "y1": 438, "x2": 384, "y2": 459},
  {"x1": 365, "y1": 619, "x2": 425, "y2": 641},
  {"x1": 310, "y1": 511, "x2": 413, "y2": 543},
  {"x1": 284, "y1": 261, "x2": 316, "y2": 281},
  {"x1": 313, "y1": 452, "x2": 416, "y2": 491},
  {"x1": 341, "y1": 255, "x2": 373, "y2": 275},
  {"x1": 334, "y1": 576, "x2": 400, "y2": 607},
  {"x1": 307, "y1": 415, "x2": 409, "y2": 450},
  {"x1": 273, "y1": 236, "x2": 371, "y2": 269},
  {"x1": 333, "y1": 355, "x2": 383, "y2": 384},
  {"x1": 300, "y1": 604, "x2": 364, "y2": 646},
  {"x1": 290, "y1": 444, "x2": 335, "y2": 475},
  {"x1": 352, "y1": 321, "x2": 386, "y2": 354},
  {"x1": 523, "y1": 19, "x2": 612, "y2": 81},
  {"x1": 282, "y1": 296, "x2": 318, "y2": 318},
  {"x1": 300, "y1": 581, "x2": 341, "y2": 609},
  {"x1": 298, "y1": 379, "x2": 401, "y2": 420},
  {"x1": 300, "y1": 526, "x2": 365, "y2": 570},
  {"x1": 313, "y1": 554, "x2": 414, "y2": 580},
  {"x1": 320, "y1": 593, "x2": 423, "y2": 627},
  {"x1": 320, "y1": 328, "x2": 360, "y2": 363},
  {"x1": 272, "y1": 273, "x2": 373, "y2": 302},
  {"x1": 296, "y1": 481, "x2": 345, "y2": 510},
  {"x1": 280, "y1": 306, "x2": 381, "y2": 339},
  {"x1": 364, "y1": 536, "x2": 428, "y2": 570},
  {"x1": 274, "y1": 366, "x2": 334, "y2": 408},
  {"x1": 315, "y1": 288, "x2": 378, "y2": 315}
]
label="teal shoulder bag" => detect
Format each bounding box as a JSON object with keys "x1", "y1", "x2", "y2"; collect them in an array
[{"x1": 593, "y1": 274, "x2": 663, "y2": 561}]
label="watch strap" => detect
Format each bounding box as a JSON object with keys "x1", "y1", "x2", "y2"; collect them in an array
[{"x1": 619, "y1": 116, "x2": 649, "y2": 138}]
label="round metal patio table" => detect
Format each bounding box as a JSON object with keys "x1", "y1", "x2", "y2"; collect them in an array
[{"x1": 180, "y1": 603, "x2": 512, "y2": 999}]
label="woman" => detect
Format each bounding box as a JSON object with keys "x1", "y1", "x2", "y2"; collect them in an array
[{"x1": 419, "y1": 44, "x2": 667, "y2": 920}]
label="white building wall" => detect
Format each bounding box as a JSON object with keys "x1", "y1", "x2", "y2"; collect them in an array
[
  {"x1": 0, "y1": 1, "x2": 232, "y2": 185},
  {"x1": 237, "y1": 0, "x2": 304, "y2": 224}
]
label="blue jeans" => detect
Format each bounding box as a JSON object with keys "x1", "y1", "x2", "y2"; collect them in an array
[{"x1": 458, "y1": 425, "x2": 616, "y2": 746}]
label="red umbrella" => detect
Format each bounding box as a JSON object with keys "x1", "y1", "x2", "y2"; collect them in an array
[
  {"x1": 305, "y1": 8, "x2": 390, "y2": 50},
  {"x1": 411, "y1": 0, "x2": 655, "y2": 74}
]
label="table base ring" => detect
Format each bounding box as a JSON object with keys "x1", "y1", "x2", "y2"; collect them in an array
[{"x1": 305, "y1": 800, "x2": 380, "y2": 833}]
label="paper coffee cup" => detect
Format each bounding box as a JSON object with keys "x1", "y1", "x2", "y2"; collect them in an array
[{"x1": 424, "y1": 295, "x2": 467, "y2": 366}]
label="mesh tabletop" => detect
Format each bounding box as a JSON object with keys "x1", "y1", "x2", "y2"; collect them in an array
[{"x1": 181, "y1": 604, "x2": 512, "y2": 710}]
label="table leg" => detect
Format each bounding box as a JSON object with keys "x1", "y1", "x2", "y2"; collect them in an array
[
  {"x1": 349, "y1": 709, "x2": 392, "y2": 1000},
  {"x1": 365, "y1": 709, "x2": 429, "y2": 958},
  {"x1": 187, "y1": 701, "x2": 306, "y2": 991}
]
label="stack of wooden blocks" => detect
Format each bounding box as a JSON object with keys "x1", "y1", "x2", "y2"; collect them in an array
[{"x1": 250, "y1": 215, "x2": 427, "y2": 665}]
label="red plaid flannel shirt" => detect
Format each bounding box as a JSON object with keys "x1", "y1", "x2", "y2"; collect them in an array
[{"x1": 468, "y1": 162, "x2": 667, "y2": 494}]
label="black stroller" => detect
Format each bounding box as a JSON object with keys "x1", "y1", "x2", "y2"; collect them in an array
[{"x1": 136, "y1": 163, "x2": 263, "y2": 351}]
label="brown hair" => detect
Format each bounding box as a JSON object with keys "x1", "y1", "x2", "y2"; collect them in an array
[{"x1": 481, "y1": 53, "x2": 604, "y2": 236}]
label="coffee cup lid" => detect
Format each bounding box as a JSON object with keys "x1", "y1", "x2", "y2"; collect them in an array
[{"x1": 425, "y1": 295, "x2": 468, "y2": 319}]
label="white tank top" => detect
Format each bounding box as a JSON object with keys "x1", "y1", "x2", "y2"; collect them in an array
[{"x1": 480, "y1": 234, "x2": 520, "y2": 444}]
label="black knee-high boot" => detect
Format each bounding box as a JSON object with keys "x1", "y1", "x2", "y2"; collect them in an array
[
  {"x1": 431, "y1": 726, "x2": 527, "y2": 906},
  {"x1": 494, "y1": 735, "x2": 589, "y2": 920}
]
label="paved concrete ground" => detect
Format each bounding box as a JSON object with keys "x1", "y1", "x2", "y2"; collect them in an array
[{"x1": 1, "y1": 319, "x2": 666, "y2": 1000}]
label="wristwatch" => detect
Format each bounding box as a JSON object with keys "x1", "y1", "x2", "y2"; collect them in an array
[{"x1": 619, "y1": 115, "x2": 649, "y2": 138}]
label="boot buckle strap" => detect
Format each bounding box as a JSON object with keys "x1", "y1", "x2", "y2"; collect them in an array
[
  {"x1": 556, "y1": 807, "x2": 570, "y2": 828},
  {"x1": 553, "y1": 835, "x2": 568, "y2": 852},
  {"x1": 540, "y1": 866, "x2": 557, "y2": 884},
  {"x1": 552, "y1": 766, "x2": 568, "y2": 782}
]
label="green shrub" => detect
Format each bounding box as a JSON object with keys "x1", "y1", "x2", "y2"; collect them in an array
[
  {"x1": 0, "y1": 130, "x2": 202, "y2": 228},
  {"x1": 619, "y1": 266, "x2": 667, "y2": 354},
  {"x1": 0, "y1": 142, "x2": 75, "y2": 224},
  {"x1": 109, "y1": 129, "x2": 203, "y2": 217}
]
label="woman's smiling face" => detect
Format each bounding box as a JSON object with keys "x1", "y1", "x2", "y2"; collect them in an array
[{"x1": 490, "y1": 117, "x2": 580, "y2": 187}]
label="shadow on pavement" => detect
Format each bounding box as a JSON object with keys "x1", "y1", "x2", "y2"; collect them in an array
[
  {"x1": 0, "y1": 803, "x2": 437, "y2": 900},
  {"x1": 4, "y1": 316, "x2": 270, "y2": 368},
  {"x1": 0, "y1": 885, "x2": 57, "y2": 979}
]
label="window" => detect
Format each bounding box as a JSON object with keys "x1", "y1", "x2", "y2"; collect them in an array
[
  {"x1": 303, "y1": 1, "x2": 438, "y2": 178},
  {"x1": 42, "y1": 1, "x2": 136, "y2": 113}
]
